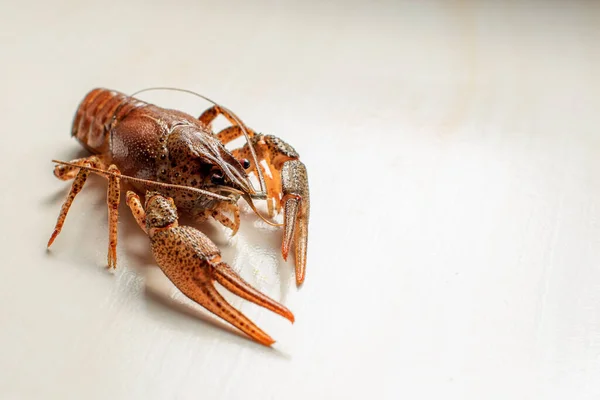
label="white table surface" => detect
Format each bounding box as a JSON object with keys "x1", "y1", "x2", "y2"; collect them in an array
[{"x1": 2, "y1": 1, "x2": 600, "y2": 399}]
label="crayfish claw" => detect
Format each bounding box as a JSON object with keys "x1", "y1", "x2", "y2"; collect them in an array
[
  {"x1": 128, "y1": 191, "x2": 292, "y2": 346},
  {"x1": 190, "y1": 277, "x2": 277, "y2": 347},
  {"x1": 281, "y1": 159, "x2": 310, "y2": 286}
]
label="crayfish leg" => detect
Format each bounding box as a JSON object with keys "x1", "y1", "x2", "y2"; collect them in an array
[
  {"x1": 49, "y1": 158, "x2": 123, "y2": 270},
  {"x1": 53, "y1": 155, "x2": 105, "y2": 180},
  {"x1": 106, "y1": 165, "x2": 121, "y2": 269},
  {"x1": 125, "y1": 191, "x2": 147, "y2": 233},
  {"x1": 198, "y1": 105, "x2": 256, "y2": 138},
  {"x1": 48, "y1": 163, "x2": 92, "y2": 248},
  {"x1": 198, "y1": 202, "x2": 241, "y2": 236}
]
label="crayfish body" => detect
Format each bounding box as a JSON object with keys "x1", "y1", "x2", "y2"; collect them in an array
[{"x1": 48, "y1": 88, "x2": 310, "y2": 345}]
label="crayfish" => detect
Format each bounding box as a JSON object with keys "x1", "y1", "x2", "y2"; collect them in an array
[{"x1": 47, "y1": 88, "x2": 310, "y2": 345}]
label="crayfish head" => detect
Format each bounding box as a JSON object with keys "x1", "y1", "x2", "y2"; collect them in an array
[
  {"x1": 144, "y1": 191, "x2": 179, "y2": 230},
  {"x1": 168, "y1": 126, "x2": 255, "y2": 197}
]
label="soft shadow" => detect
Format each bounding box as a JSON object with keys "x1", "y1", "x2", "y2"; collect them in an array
[{"x1": 43, "y1": 185, "x2": 71, "y2": 205}]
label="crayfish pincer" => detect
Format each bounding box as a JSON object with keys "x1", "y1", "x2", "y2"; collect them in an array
[{"x1": 127, "y1": 190, "x2": 294, "y2": 346}]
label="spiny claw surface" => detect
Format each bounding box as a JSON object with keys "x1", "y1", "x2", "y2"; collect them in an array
[
  {"x1": 129, "y1": 191, "x2": 293, "y2": 346},
  {"x1": 281, "y1": 159, "x2": 310, "y2": 286},
  {"x1": 220, "y1": 131, "x2": 310, "y2": 285}
]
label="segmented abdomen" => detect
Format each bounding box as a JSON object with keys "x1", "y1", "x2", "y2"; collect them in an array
[{"x1": 71, "y1": 88, "x2": 146, "y2": 154}]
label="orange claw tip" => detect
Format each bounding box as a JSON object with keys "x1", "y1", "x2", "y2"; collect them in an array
[
  {"x1": 294, "y1": 250, "x2": 307, "y2": 287},
  {"x1": 282, "y1": 308, "x2": 295, "y2": 324},
  {"x1": 295, "y1": 274, "x2": 305, "y2": 287},
  {"x1": 253, "y1": 332, "x2": 276, "y2": 347},
  {"x1": 253, "y1": 336, "x2": 275, "y2": 347},
  {"x1": 47, "y1": 232, "x2": 58, "y2": 248},
  {"x1": 281, "y1": 248, "x2": 289, "y2": 261},
  {"x1": 269, "y1": 302, "x2": 295, "y2": 324},
  {"x1": 295, "y1": 273, "x2": 305, "y2": 287},
  {"x1": 281, "y1": 241, "x2": 290, "y2": 261}
]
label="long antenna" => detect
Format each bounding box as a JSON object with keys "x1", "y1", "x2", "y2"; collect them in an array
[{"x1": 52, "y1": 160, "x2": 235, "y2": 203}]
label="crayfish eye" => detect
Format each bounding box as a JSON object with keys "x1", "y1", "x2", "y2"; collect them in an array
[
  {"x1": 211, "y1": 171, "x2": 225, "y2": 185},
  {"x1": 240, "y1": 158, "x2": 251, "y2": 169}
]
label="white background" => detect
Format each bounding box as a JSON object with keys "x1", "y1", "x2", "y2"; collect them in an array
[{"x1": 1, "y1": 1, "x2": 600, "y2": 399}]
